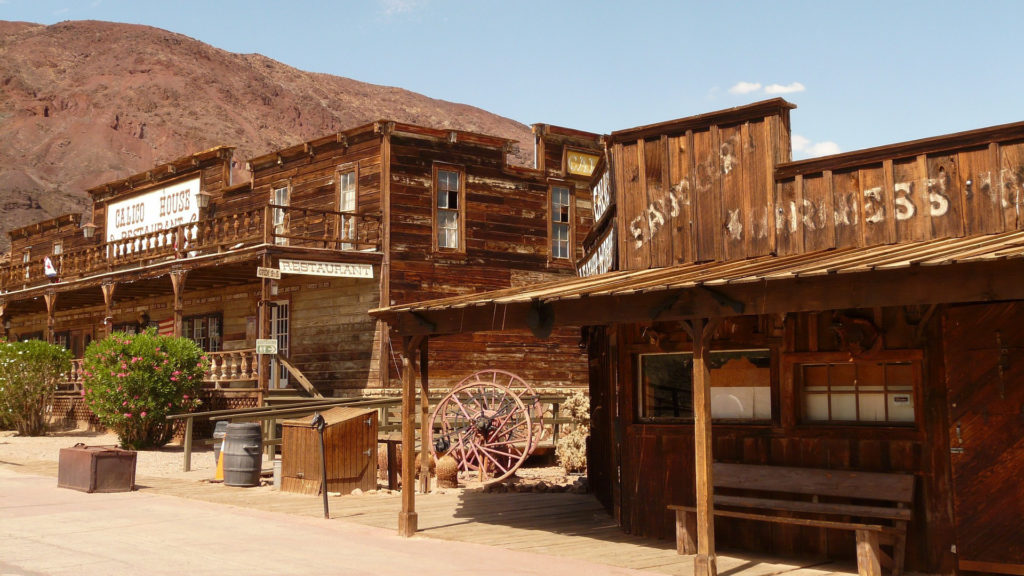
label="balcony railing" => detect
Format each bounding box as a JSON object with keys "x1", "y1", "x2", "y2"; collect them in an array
[
  {"x1": 1, "y1": 206, "x2": 381, "y2": 291},
  {"x1": 58, "y1": 348, "x2": 261, "y2": 394}
]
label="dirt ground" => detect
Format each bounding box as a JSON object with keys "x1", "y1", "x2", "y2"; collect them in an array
[{"x1": 0, "y1": 428, "x2": 584, "y2": 492}]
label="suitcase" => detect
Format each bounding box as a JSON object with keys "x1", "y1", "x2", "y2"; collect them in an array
[{"x1": 57, "y1": 443, "x2": 137, "y2": 493}]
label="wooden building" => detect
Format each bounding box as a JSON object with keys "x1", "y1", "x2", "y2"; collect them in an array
[
  {"x1": 0, "y1": 121, "x2": 601, "y2": 418},
  {"x1": 373, "y1": 99, "x2": 1024, "y2": 576}
]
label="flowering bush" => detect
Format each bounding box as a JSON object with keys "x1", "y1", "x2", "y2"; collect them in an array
[
  {"x1": 82, "y1": 329, "x2": 206, "y2": 449},
  {"x1": 0, "y1": 339, "x2": 72, "y2": 436}
]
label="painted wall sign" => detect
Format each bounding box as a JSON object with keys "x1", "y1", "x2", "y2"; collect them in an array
[
  {"x1": 579, "y1": 227, "x2": 616, "y2": 277},
  {"x1": 279, "y1": 259, "x2": 373, "y2": 278},
  {"x1": 567, "y1": 150, "x2": 600, "y2": 177},
  {"x1": 591, "y1": 168, "x2": 611, "y2": 222},
  {"x1": 104, "y1": 177, "x2": 200, "y2": 242}
]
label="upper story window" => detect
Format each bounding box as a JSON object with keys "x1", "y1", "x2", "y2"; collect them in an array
[
  {"x1": 22, "y1": 250, "x2": 30, "y2": 279},
  {"x1": 52, "y1": 241, "x2": 63, "y2": 256},
  {"x1": 433, "y1": 165, "x2": 465, "y2": 252},
  {"x1": 550, "y1": 185, "x2": 572, "y2": 260},
  {"x1": 338, "y1": 168, "x2": 357, "y2": 248},
  {"x1": 272, "y1": 184, "x2": 290, "y2": 246}
]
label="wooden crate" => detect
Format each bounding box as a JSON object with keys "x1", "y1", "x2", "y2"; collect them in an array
[{"x1": 280, "y1": 407, "x2": 377, "y2": 495}]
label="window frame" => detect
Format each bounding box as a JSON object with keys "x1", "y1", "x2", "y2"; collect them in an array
[
  {"x1": 271, "y1": 181, "x2": 291, "y2": 246},
  {"x1": 337, "y1": 164, "x2": 359, "y2": 214},
  {"x1": 637, "y1": 347, "x2": 775, "y2": 424},
  {"x1": 784, "y1": 350, "x2": 923, "y2": 428},
  {"x1": 431, "y1": 163, "x2": 466, "y2": 253},
  {"x1": 182, "y1": 313, "x2": 223, "y2": 352},
  {"x1": 548, "y1": 183, "x2": 574, "y2": 262}
]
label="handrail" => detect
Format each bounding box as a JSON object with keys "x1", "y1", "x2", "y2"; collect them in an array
[{"x1": 275, "y1": 354, "x2": 323, "y2": 398}]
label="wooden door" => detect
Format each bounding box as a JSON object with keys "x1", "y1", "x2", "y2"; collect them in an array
[{"x1": 944, "y1": 303, "x2": 1024, "y2": 570}]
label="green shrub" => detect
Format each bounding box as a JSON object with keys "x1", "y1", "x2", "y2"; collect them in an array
[
  {"x1": 82, "y1": 330, "x2": 206, "y2": 449},
  {"x1": 0, "y1": 339, "x2": 72, "y2": 436}
]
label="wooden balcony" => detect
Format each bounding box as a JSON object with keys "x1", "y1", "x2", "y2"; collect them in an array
[{"x1": 1, "y1": 206, "x2": 381, "y2": 292}]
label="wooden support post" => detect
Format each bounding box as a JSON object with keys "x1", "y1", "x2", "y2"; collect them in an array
[
  {"x1": 44, "y1": 291, "x2": 57, "y2": 344},
  {"x1": 257, "y1": 254, "x2": 272, "y2": 405},
  {"x1": 688, "y1": 317, "x2": 718, "y2": 576},
  {"x1": 0, "y1": 299, "x2": 7, "y2": 340},
  {"x1": 398, "y1": 335, "x2": 422, "y2": 537},
  {"x1": 855, "y1": 530, "x2": 883, "y2": 576},
  {"x1": 183, "y1": 415, "x2": 194, "y2": 472},
  {"x1": 101, "y1": 281, "x2": 116, "y2": 338},
  {"x1": 418, "y1": 336, "x2": 430, "y2": 494},
  {"x1": 169, "y1": 268, "x2": 187, "y2": 338}
]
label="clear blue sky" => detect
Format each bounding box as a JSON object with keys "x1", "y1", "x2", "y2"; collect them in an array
[{"x1": 3, "y1": 0, "x2": 1023, "y2": 159}]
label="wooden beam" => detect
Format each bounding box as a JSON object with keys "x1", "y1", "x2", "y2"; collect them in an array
[
  {"x1": 43, "y1": 290, "x2": 57, "y2": 344},
  {"x1": 101, "y1": 281, "x2": 116, "y2": 338},
  {"x1": 398, "y1": 336, "x2": 423, "y2": 537},
  {"x1": 689, "y1": 317, "x2": 718, "y2": 576},
  {"x1": 258, "y1": 254, "x2": 272, "y2": 401},
  {"x1": 169, "y1": 268, "x2": 187, "y2": 338},
  {"x1": 418, "y1": 337, "x2": 430, "y2": 494}
]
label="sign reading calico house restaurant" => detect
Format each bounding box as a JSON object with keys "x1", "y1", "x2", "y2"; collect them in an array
[
  {"x1": 105, "y1": 177, "x2": 201, "y2": 242},
  {"x1": 279, "y1": 259, "x2": 374, "y2": 279}
]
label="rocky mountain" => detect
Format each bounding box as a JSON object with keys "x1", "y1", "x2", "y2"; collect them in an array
[{"x1": 0, "y1": 20, "x2": 534, "y2": 250}]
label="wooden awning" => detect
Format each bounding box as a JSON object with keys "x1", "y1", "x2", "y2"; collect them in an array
[{"x1": 372, "y1": 229, "x2": 1024, "y2": 336}]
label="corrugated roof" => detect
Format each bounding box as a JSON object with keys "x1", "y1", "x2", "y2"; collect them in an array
[{"x1": 372, "y1": 229, "x2": 1024, "y2": 316}]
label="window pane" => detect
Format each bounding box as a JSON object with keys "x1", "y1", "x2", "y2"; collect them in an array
[
  {"x1": 804, "y1": 393, "x2": 829, "y2": 421},
  {"x1": 640, "y1": 353, "x2": 693, "y2": 419},
  {"x1": 830, "y1": 393, "x2": 857, "y2": 421},
  {"x1": 858, "y1": 393, "x2": 886, "y2": 421}
]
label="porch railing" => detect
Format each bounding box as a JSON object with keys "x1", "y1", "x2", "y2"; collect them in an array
[
  {"x1": 0, "y1": 205, "x2": 381, "y2": 291},
  {"x1": 59, "y1": 349, "x2": 261, "y2": 393}
]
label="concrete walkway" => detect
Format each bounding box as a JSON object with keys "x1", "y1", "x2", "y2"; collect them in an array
[{"x1": 0, "y1": 466, "x2": 652, "y2": 576}]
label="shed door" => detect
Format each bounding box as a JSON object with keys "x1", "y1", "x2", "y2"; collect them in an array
[{"x1": 944, "y1": 303, "x2": 1024, "y2": 569}]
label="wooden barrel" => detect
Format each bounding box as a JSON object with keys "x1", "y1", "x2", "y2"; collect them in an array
[{"x1": 222, "y1": 423, "x2": 263, "y2": 487}]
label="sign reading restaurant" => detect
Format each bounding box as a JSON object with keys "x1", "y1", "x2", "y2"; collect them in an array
[
  {"x1": 105, "y1": 177, "x2": 201, "y2": 242},
  {"x1": 278, "y1": 259, "x2": 374, "y2": 279}
]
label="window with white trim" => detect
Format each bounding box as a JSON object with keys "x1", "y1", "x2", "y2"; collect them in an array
[
  {"x1": 272, "y1": 185, "x2": 289, "y2": 246},
  {"x1": 433, "y1": 165, "x2": 464, "y2": 251},
  {"x1": 338, "y1": 169, "x2": 357, "y2": 247},
  {"x1": 550, "y1": 185, "x2": 572, "y2": 260},
  {"x1": 183, "y1": 314, "x2": 222, "y2": 352}
]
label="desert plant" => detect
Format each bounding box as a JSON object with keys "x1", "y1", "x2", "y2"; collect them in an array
[
  {"x1": 555, "y1": 391, "x2": 590, "y2": 474},
  {"x1": 0, "y1": 339, "x2": 72, "y2": 436},
  {"x1": 82, "y1": 329, "x2": 206, "y2": 449}
]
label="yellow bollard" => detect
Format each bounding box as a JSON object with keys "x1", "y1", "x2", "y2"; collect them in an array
[{"x1": 215, "y1": 438, "x2": 225, "y2": 481}]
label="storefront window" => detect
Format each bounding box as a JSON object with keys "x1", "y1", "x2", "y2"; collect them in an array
[
  {"x1": 798, "y1": 358, "x2": 917, "y2": 425},
  {"x1": 639, "y1": 349, "x2": 772, "y2": 422}
]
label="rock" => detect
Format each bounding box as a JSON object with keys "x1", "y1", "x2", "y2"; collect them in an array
[{"x1": 350, "y1": 488, "x2": 363, "y2": 496}]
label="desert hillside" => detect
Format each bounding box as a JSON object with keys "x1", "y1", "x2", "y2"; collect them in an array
[{"x1": 0, "y1": 20, "x2": 534, "y2": 250}]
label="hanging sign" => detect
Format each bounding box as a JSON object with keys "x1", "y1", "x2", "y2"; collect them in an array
[
  {"x1": 256, "y1": 266, "x2": 281, "y2": 279},
  {"x1": 255, "y1": 339, "x2": 278, "y2": 355},
  {"x1": 278, "y1": 259, "x2": 373, "y2": 278},
  {"x1": 566, "y1": 150, "x2": 600, "y2": 177}
]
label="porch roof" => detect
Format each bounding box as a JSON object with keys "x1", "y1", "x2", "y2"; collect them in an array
[{"x1": 371, "y1": 229, "x2": 1024, "y2": 336}]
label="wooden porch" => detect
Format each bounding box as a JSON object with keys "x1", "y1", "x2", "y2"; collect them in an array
[{"x1": 132, "y1": 470, "x2": 860, "y2": 576}]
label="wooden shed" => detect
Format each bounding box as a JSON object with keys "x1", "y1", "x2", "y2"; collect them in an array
[{"x1": 280, "y1": 406, "x2": 378, "y2": 495}]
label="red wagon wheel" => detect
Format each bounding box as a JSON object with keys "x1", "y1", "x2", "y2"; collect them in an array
[
  {"x1": 452, "y1": 369, "x2": 545, "y2": 454},
  {"x1": 430, "y1": 371, "x2": 539, "y2": 482}
]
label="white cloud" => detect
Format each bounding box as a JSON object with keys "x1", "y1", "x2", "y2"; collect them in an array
[
  {"x1": 728, "y1": 81, "x2": 762, "y2": 95},
  {"x1": 764, "y1": 82, "x2": 806, "y2": 95},
  {"x1": 792, "y1": 134, "x2": 841, "y2": 158}
]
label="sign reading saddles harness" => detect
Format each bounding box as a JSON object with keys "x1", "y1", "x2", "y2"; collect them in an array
[{"x1": 278, "y1": 259, "x2": 373, "y2": 279}]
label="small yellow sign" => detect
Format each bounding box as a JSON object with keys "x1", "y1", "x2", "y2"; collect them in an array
[{"x1": 566, "y1": 150, "x2": 600, "y2": 177}]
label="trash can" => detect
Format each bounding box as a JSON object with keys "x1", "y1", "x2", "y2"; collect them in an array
[
  {"x1": 222, "y1": 422, "x2": 263, "y2": 487},
  {"x1": 212, "y1": 421, "x2": 229, "y2": 480}
]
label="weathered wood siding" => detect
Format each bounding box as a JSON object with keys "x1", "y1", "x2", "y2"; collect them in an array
[
  {"x1": 386, "y1": 132, "x2": 594, "y2": 388},
  {"x1": 593, "y1": 309, "x2": 956, "y2": 574},
  {"x1": 612, "y1": 102, "x2": 792, "y2": 269}
]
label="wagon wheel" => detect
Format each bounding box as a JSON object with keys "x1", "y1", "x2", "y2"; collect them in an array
[
  {"x1": 431, "y1": 380, "x2": 533, "y2": 483},
  {"x1": 454, "y1": 369, "x2": 545, "y2": 454}
]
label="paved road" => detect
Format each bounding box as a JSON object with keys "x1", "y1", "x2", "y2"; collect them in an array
[{"x1": 0, "y1": 467, "x2": 650, "y2": 576}]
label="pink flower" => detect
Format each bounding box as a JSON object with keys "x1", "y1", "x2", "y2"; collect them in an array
[
  {"x1": 167, "y1": 402, "x2": 173, "y2": 408},
  {"x1": 122, "y1": 401, "x2": 128, "y2": 406},
  {"x1": 183, "y1": 394, "x2": 189, "y2": 400},
  {"x1": 140, "y1": 411, "x2": 147, "y2": 418},
  {"x1": 170, "y1": 376, "x2": 178, "y2": 382},
  {"x1": 124, "y1": 413, "x2": 132, "y2": 418}
]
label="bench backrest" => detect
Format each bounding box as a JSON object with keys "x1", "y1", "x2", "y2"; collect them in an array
[{"x1": 714, "y1": 462, "x2": 915, "y2": 504}]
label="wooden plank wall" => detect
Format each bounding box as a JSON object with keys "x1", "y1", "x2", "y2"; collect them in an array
[
  {"x1": 774, "y1": 139, "x2": 1024, "y2": 255},
  {"x1": 605, "y1": 310, "x2": 954, "y2": 574},
  {"x1": 385, "y1": 133, "x2": 593, "y2": 389},
  {"x1": 616, "y1": 116, "x2": 785, "y2": 269}
]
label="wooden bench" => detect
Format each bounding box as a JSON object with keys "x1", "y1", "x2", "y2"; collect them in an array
[{"x1": 669, "y1": 462, "x2": 914, "y2": 576}]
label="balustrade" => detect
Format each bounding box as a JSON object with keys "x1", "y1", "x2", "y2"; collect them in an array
[{"x1": 203, "y1": 349, "x2": 258, "y2": 389}]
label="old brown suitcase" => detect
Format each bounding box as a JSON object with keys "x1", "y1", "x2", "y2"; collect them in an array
[{"x1": 57, "y1": 443, "x2": 137, "y2": 493}]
